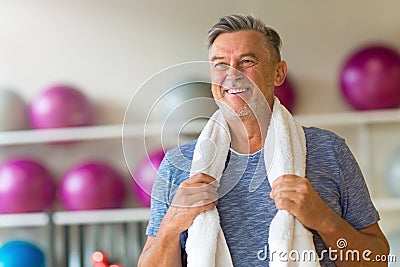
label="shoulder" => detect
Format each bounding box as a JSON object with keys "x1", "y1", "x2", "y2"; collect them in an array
[
  {"x1": 303, "y1": 126, "x2": 346, "y2": 154},
  {"x1": 303, "y1": 126, "x2": 351, "y2": 171},
  {"x1": 304, "y1": 126, "x2": 344, "y2": 146},
  {"x1": 165, "y1": 140, "x2": 197, "y2": 163},
  {"x1": 158, "y1": 140, "x2": 197, "y2": 184}
]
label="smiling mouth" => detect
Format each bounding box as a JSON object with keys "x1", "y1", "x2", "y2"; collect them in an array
[{"x1": 225, "y1": 87, "x2": 251, "y2": 94}]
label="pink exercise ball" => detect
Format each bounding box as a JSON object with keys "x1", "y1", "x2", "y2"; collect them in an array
[
  {"x1": 59, "y1": 161, "x2": 126, "y2": 210},
  {"x1": 0, "y1": 158, "x2": 56, "y2": 213},
  {"x1": 132, "y1": 149, "x2": 165, "y2": 207},
  {"x1": 29, "y1": 84, "x2": 94, "y2": 129},
  {"x1": 274, "y1": 75, "x2": 296, "y2": 113},
  {"x1": 340, "y1": 44, "x2": 400, "y2": 110}
]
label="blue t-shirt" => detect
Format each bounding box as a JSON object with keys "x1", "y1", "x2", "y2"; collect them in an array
[{"x1": 146, "y1": 127, "x2": 380, "y2": 266}]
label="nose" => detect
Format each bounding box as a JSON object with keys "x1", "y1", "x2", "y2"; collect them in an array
[
  {"x1": 226, "y1": 64, "x2": 245, "y2": 82},
  {"x1": 226, "y1": 64, "x2": 237, "y2": 75},
  {"x1": 210, "y1": 61, "x2": 246, "y2": 87}
]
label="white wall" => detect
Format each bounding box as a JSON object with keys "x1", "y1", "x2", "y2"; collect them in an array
[
  {"x1": 1, "y1": 0, "x2": 399, "y2": 124},
  {"x1": 1, "y1": 1, "x2": 400, "y2": 264}
]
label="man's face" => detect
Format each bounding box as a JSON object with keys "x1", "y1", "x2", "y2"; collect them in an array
[{"x1": 209, "y1": 30, "x2": 281, "y2": 119}]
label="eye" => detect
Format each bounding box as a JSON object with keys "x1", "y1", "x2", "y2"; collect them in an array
[
  {"x1": 239, "y1": 59, "x2": 256, "y2": 69},
  {"x1": 213, "y1": 62, "x2": 229, "y2": 71}
]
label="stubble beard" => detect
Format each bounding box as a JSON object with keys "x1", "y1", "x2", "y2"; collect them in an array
[{"x1": 216, "y1": 91, "x2": 267, "y2": 122}]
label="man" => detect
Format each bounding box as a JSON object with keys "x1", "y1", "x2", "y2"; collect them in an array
[{"x1": 139, "y1": 14, "x2": 389, "y2": 266}]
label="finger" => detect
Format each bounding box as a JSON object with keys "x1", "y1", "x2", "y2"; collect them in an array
[
  {"x1": 184, "y1": 200, "x2": 218, "y2": 218},
  {"x1": 182, "y1": 189, "x2": 219, "y2": 207},
  {"x1": 270, "y1": 183, "x2": 299, "y2": 198},
  {"x1": 272, "y1": 191, "x2": 306, "y2": 205},
  {"x1": 173, "y1": 186, "x2": 219, "y2": 208},
  {"x1": 184, "y1": 173, "x2": 220, "y2": 188},
  {"x1": 172, "y1": 194, "x2": 217, "y2": 208},
  {"x1": 274, "y1": 196, "x2": 297, "y2": 212},
  {"x1": 179, "y1": 182, "x2": 219, "y2": 195},
  {"x1": 271, "y1": 177, "x2": 308, "y2": 198},
  {"x1": 272, "y1": 174, "x2": 302, "y2": 186}
]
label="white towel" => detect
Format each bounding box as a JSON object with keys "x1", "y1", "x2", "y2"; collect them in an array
[{"x1": 185, "y1": 97, "x2": 320, "y2": 267}]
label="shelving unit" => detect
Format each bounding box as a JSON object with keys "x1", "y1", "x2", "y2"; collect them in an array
[
  {"x1": 51, "y1": 209, "x2": 151, "y2": 267},
  {"x1": 0, "y1": 121, "x2": 206, "y2": 146},
  {"x1": 296, "y1": 108, "x2": 400, "y2": 207},
  {"x1": 296, "y1": 108, "x2": 400, "y2": 127},
  {"x1": 52, "y1": 208, "x2": 150, "y2": 226},
  {"x1": 0, "y1": 125, "x2": 124, "y2": 145},
  {"x1": 0, "y1": 108, "x2": 399, "y2": 206},
  {"x1": 0, "y1": 209, "x2": 151, "y2": 228},
  {"x1": 0, "y1": 123, "x2": 157, "y2": 267},
  {"x1": 1, "y1": 108, "x2": 399, "y2": 143},
  {"x1": 1, "y1": 197, "x2": 398, "y2": 230},
  {"x1": 0, "y1": 212, "x2": 50, "y2": 228},
  {"x1": 0, "y1": 109, "x2": 399, "y2": 191},
  {"x1": 0, "y1": 123, "x2": 159, "y2": 145},
  {"x1": 0, "y1": 210, "x2": 147, "y2": 267},
  {"x1": 1, "y1": 107, "x2": 399, "y2": 266}
]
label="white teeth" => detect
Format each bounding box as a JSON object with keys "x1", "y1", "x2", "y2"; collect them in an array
[{"x1": 227, "y1": 88, "x2": 248, "y2": 94}]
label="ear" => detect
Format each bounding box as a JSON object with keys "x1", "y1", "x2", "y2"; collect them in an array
[{"x1": 273, "y1": 60, "x2": 287, "y2": 87}]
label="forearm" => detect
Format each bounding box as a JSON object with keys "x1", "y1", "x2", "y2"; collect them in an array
[
  {"x1": 318, "y1": 210, "x2": 389, "y2": 266},
  {"x1": 138, "y1": 213, "x2": 182, "y2": 267}
]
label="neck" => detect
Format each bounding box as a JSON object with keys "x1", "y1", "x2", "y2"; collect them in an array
[{"x1": 226, "y1": 107, "x2": 271, "y2": 154}]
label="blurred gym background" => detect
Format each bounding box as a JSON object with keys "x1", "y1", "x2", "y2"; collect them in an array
[{"x1": 0, "y1": 1, "x2": 400, "y2": 266}]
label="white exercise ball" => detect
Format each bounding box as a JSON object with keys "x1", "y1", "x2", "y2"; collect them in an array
[
  {"x1": 0, "y1": 88, "x2": 29, "y2": 131},
  {"x1": 149, "y1": 82, "x2": 217, "y2": 123},
  {"x1": 146, "y1": 82, "x2": 217, "y2": 141}
]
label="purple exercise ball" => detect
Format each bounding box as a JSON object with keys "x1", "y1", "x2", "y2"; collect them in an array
[
  {"x1": 340, "y1": 45, "x2": 400, "y2": 110},
  {"x1": 132, "y1": 149, "x2": 165, "y2": 207},
  {"x1": 29, "y1": 84, "x2": 93, "y2": 129},
  {"x1": 274, "y1": 76, "x2": 296, "y2": 113},
  {"x1": 0, "y1": 158, "x2": 56, "y2": 214},
  {"x1": 59, "y1": 161, "x2": 126, "y2": 210}
]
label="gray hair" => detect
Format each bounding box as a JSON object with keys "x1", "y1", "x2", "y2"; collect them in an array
[{"x1": 206, "y1": 14, "x2": 282, "y2": 62}]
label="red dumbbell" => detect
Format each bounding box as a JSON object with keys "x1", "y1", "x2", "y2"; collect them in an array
[
  {"x1": 91, "y1": 251, "x2": 123, "y2": 267},
  {"x1": 91, "y1": 251, "x2": 108, "y2": 267}
]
